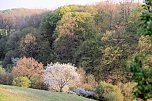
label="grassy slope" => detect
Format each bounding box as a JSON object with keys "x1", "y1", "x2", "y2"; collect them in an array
[{"x1": 0, "y1": 85, "x2": 95, "y2": 101}]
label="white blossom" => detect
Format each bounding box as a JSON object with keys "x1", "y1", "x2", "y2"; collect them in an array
[{"x1": 44, "y1": 62, "x2": 79, "y2": 92}]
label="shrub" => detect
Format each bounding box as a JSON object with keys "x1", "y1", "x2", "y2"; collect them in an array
[
  {"x1": 82, "y1": 83, "x2": 94, "y2": 91},
  {"x1": 0, "y1": 67, "x2": 13, "y2": 85},
  {"x1": 30, "y1": 75, "x2": 48, "y2": 90},
  {"x1": 0, "y1": 67, "x2": 5, "y2": 74},
  {"x1": 130, "y1": 54, "x2": 152, "y2": 100},
  {"x1": 96, "y1": 81, "x2": 124, "y2": 101},
  {"x1": 77, "y1": 68, "x2": 98, "y2": 90},
  {"x1": 12, "y1": 76, "x2": 31, "y2": 88},
  {"x1": 118, "y1": 82, "x2": 137, "y2": 101},
  {"x1": 86, "y1": 74, "x2": 98, "y2": 88},
  {"x1": 0, "y1": 73, "x2": 13, "y2": 85},
  {"x1": 68, "y1": 84, "x2": 77, "y2": 90}
]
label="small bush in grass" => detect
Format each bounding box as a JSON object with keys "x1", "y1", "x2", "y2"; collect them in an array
[
  {"x1": 96, "y1": 81, "x2": 124, "y2": 101},
  {"x1": 12, "y1": 76, "x2": 31, "y2": 88},
  {"x1": 0, "y1": 67, "x2": 13, "y2": 85},
  {"x1": 30, "y1": 75, "x2": 48, "y2": 90},
  {"x1": 69, "y1": 84, "x2": 77, "y2": 90}
]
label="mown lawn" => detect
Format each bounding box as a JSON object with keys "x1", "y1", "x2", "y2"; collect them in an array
[{"x1": 0, "y1": 85, "x2": 95, "y2": 101}]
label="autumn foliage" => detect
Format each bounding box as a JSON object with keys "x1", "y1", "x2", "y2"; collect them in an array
[{"x1": 12, "y1": 57, "x2": 44, "y2": 79}]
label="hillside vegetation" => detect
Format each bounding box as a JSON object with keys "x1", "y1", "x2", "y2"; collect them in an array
[{"x1": 0, "y1": 0, "x2": 152, "y2": 100}]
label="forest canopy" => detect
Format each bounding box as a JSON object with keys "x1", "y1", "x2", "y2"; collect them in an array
[{"x1": 0, "y1": 1, "x2": 152, "y2": 100}]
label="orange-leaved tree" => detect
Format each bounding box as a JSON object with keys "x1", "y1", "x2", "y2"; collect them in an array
[{"x1": 12, "y1": 56, "x2": 44, "y2": 79}]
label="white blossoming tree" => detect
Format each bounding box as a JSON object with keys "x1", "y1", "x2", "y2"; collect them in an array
[{"x1": 44, "y1": 62, "x2": 79, "y2": 92}]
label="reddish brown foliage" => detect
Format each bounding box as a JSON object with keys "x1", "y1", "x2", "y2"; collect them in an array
[{"x1": 12, "y1": 56, "x2": 44, "y2": 79}]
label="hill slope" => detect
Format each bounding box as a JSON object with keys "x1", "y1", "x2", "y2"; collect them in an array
[{"x1": 0, "y1": 85, "x2": 95, "y2": 101}]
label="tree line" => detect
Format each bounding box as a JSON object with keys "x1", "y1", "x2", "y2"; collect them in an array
[
  {"x1": 0, "y1": 1, "x2": 152, "y2": 100},
  {"x1": 0, "y1": 1, "x2": 141, "y2": 83}
]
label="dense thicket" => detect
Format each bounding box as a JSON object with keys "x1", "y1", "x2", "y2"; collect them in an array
[
  {"x1": 130, "y1": 0, "x2": 152, "y2": 100},
  {"x1": 0, "y1": 2, "x2": 142, "y2": 83}
]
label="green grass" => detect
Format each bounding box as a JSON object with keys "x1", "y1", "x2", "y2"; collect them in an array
[{"x1": 0, "y1": 85, "x2": 95, "y2": 101}]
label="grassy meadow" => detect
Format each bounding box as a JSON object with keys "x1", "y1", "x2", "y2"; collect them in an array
[{"x1": 0, "y1": 85, "x2": 95, "y2": 101}]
